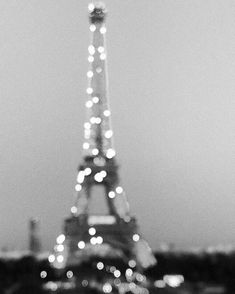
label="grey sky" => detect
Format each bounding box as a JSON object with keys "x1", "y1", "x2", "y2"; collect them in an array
[{"x1": 0, "y1": 0, "x2": 234, "y2": 251}]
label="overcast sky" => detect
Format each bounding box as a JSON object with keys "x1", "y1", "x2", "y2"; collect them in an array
[{"x1": 0, "y1": 0, "x2": 234, "y2": 251}]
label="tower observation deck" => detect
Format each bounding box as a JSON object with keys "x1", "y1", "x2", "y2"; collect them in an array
[{"x1": 51, "y1": 2, "x2": 156, "y2": 274}]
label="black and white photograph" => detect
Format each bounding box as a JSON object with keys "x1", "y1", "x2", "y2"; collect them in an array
[{"x1": 0, "y1": 1, "x2": 234, "y2": 293}]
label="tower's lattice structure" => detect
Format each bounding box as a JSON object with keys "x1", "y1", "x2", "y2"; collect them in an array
[{"x1": 51, "y1": 2, "x2": 156, "y2": 273}]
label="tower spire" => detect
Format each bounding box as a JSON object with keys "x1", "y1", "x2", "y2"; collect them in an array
[{"x1": 84, "y1": 3, "x2": 114, "y2": 159}]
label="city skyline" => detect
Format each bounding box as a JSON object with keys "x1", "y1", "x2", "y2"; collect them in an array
[{"x1": 0, "y1": 1, "x2": 234, "y2": 251}]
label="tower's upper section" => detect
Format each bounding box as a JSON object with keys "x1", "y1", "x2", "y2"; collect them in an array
[
  {"x1": 89, "y1": 2, "x2": 107, "y2": 23},
  {"x1": 83, "y1": 2, "x2": 115, "y2": 160}
]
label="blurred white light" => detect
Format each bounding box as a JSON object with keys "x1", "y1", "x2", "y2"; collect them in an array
[
  {"x1": 86, "y1": 100, "x2": 93, "y2": 108},
  {"x1": 90, "y1": 237, "x2": 97, "y2": 245},
  {"x1": 88, "y1": 45, "x2": 95, "y2": 55},
  {"x1": 71, "y1": 206, "x2": 77, "y2": 214},
  {"x1": 90, "y1": 24, "x2": 96, "y2": 32},
  {"x1": 66, "y1": 271, "x2": 73, "y2": 279},
  {"x1": 110, "y1": 266, "x2": 116, "y2": 273},
  {"x1": 103, "y1": 110, "x2": 111, "y2": 117},
  {"x1": 96, "y1": 236, "x2": 103, "y2": 244},
  {"x1": 86, "y1": 87, "x2": 93, "y2": 94},
  {"x1": 98, "y1": 46, "x2": 105, "y2": 53},
  {"x1": 83, "y1": 142, "x2": 90, "y2": 150},
  {"x1": 88, "y1": 3, "x2": 95, "y2": 12},
  {"x1": 163, "y1": 275, "x2": 184, "y2": 288},
  {"x1": 100, "y1": 27, "x2": 107, "y2": 34},
  {"x1": 75, "y1": 184, "x2": 82, "y2": 191},
  {"x1": 84, "y1": 168, "x2": 92, "y2": 175},
  {"x1": 100, "y1": 170, "x2": 107, "y2": 178},
  {"x1": 40, "y1": 271, "x2": 47, "y2": 279},
  {"x1": 126, "y1": 268, "x2": 133, "y2": 277},
  {"x1": 106, "y1": 148, "x2": 116, "y2": 159},
  {"x1": 94, "y1": 173, "x2": 103, "y2": 182},
  {"x1": 116, "y1": 186, "x2": 123, "y2": 194},
  {"x1": 132, "y1": 234, "x2": 140, "y2": 242},
  {"x1": 56, "y1": 234, "x2": 65, "y2": 244},
  {"x1": 77, "y1": 171, "x2": 85, "y2": 183},
  {"x1": 48, "y1": 254, "x2": 55, "y2": 263},
  {"x1": 89, "y1": 227, "x2": 96, "y2": 236},
  {"x1": 97, "y1": 262, "x2": 104, "y2": 270},
  {"x1": 108, "y1": 191, "x2": 115, "y2": 198},
  {"x1": 57, "y1": 244, "x2": 64, "y2": 252},
  {"x1": 87, "y1": 71, "x2": 93, "y2": 78},
  {"x1": 57, "y1": 255, "x2": 64, "y2": 263},
  {"x1": 100, "y1": 53, "x2": 106, "y2": 60},
  {"x1": 92, "y1": 96, "x2": 99, "y2": 103},
  {"x1": 103, "y1": 283, "x2": 112, "y2": 293},
  {"x1": 96, "y1": 117, "x2": 102, "y2": 124},
  {"x1": 93, "y1": 156, "x2": 106, "y2": 166},
  {"x1": 92, "y1": 148, "x2": 99, "y2": 156},
  {"x1": 128, "y1": 260, "x2": 136, "y2": 268},
  {"x1": 78, "y1": 241, "x2": 86, "y2": 249},
  {"x1": 90, "y1": 117, "x2": 96, "y2": 124},
  {"x1": 84, "y1": 130, "x2": 90, "y2": 139},
  {"x1": 84, "y1": 122, "x2": 91, "y2": 129},
  {"x1": 105, "y1": 130, "x2": 113, "y2": 139},
  {"x1": 154, "y1": 280, "x2": 165, "y2": 288},
  {"x1": 88, "y1": 55, "x2": 94, "y2": 63},
  {"x1": 96, "y1": 67, "x2": 102, "y2": 73},
  {"x1": 114, "y1": 270, "x2": 121, "y2": 278}
]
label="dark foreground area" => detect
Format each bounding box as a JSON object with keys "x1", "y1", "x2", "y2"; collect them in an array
[{"x1": 0, "y1": 250, "x2": 234, "y2": 293}]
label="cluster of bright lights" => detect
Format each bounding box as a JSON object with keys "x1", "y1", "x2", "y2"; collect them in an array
[
  {"x1": 90, "y1": 236, "x2": 103, "y2": 245},
  {"x1": 77, "y1": 171, "x2": 85, "y2": 184},
  {"x1": 163, "y1": 275, "x2": 184, "y2": 288},
  {"x1": 94, "y1": 170, "x2": 107, "y2": 182},
  {"x1": 88, "y1": 45, "x2": 95, "y2": 55},
  {"x1": 90, "y1": 116, "x2": 102, "y2": 124},
  {"x1": 108, "y1": 186, "x2": 123, "y2": 199}
]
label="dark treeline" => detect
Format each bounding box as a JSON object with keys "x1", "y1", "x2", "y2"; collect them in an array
[{"x1": 0, "y1": 251, "x2": 235, "y2": 293}]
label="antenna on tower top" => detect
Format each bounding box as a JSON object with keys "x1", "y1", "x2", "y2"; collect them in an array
[{"x1": 88, "y1": 2, "x2": 107, "y2": 23}]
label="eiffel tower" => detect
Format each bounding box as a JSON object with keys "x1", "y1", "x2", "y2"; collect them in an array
[{"x1": 51, "y1": 2, "x2": 156, "y2": 273}]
